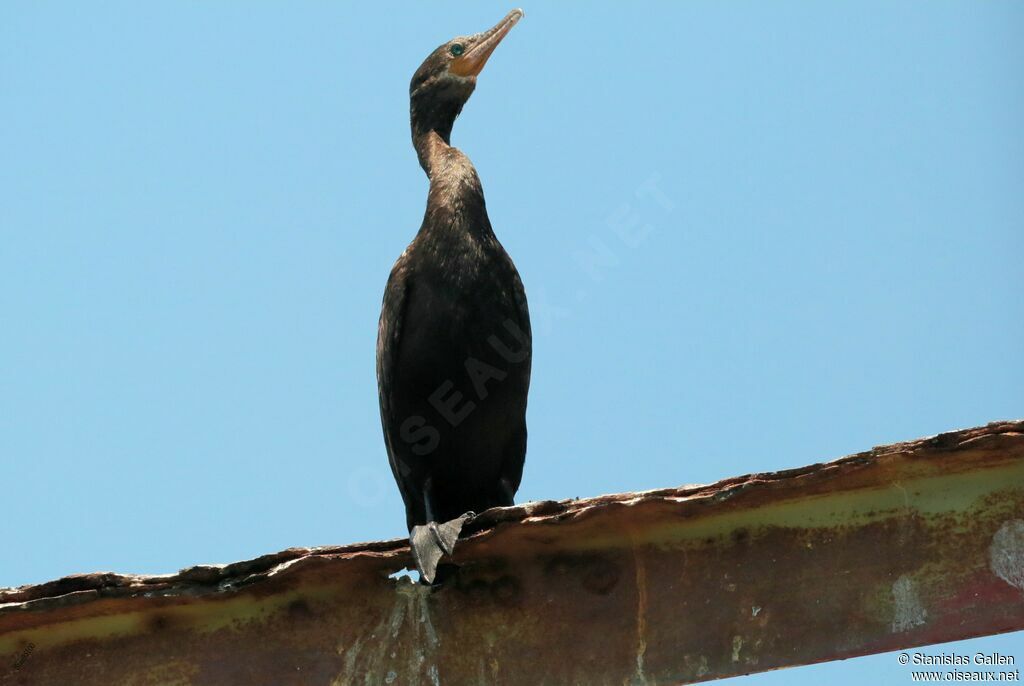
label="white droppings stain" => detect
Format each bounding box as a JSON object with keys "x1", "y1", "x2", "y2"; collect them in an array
[
  {"x1": 751, "y1": 606, "x2": 761, "y2": 617},
  {"x1": 390, "y1": 581, "x2": 441, "y2": 681},
  {"x1": 631, "y1": 539, "x2": 650, "y2": 685},
  {"x1": 416, "y1": 587, "x2": 439, "y2": 648},
  {"x1": 990, "y1": 519, "x2": 1024, "y2": 592},
  {"x1": 330, "y1": 579, "x2": 446, "y2": 686},
  {"x1": 330, "y1": 636, "x2": 363, "y2": 686},
  {"x1": 891, "y1": 575, "x2": 927, "y2": 632},
  {"x1": 695, "y1": 655, "x2": 709, "y2": 677},
  {"x1": 731, "y1": 636, "x2": 744, "y2": 662},
  {"x1": 380, "y1": 591, "x2": 407, "y2": 641},
  {"x1": 400, "y1": 582, "x2": 443, "y2": 684}
]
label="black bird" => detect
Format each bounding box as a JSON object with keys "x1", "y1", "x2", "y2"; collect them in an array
[{"x1": 376, "y1": 10, "x2": 531, "y2": 584}]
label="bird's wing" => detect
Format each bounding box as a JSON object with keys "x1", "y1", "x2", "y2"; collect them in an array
[
  {"x1": 510, "y1": 267, "x2": 532, "y2": 350},
  {"x1": 499, "y1": 263, "x2": 532, "y2": 497},
  {"x1": 376, "y1": 254, "x2": 415, "y2": 502}
]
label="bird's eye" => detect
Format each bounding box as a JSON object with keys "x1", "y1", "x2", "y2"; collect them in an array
[{"x1": 449, "y1": 44, "x2": 465, "y2": 57}]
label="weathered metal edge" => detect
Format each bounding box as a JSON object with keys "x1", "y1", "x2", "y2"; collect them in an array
[{"x1": 2, "y1": 419, "x2": 1020, "y2": 614}]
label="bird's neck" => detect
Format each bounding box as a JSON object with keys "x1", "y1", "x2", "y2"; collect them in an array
[
  {"x1": 411, "y1": 94, "x2": 461, "y2": 175},
  {"x1": 412, "y1": 128, "x2": 492, "y2": 243},
  {"x1": 412, "y1": 129, "x2": 453, "y2": 178}
]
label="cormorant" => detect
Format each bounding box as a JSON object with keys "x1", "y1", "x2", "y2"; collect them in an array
[{"x1": 376, "y1": 9, "x2": 532, "y2": 584}]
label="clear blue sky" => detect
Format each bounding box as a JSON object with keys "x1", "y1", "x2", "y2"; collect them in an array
[{"x1": 2, "y1": 1, "x2": 1021, "y2": 683}]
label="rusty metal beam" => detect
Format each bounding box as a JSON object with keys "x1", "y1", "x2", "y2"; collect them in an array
[{"x1": 2, "y1": 420, "x2": 1023, "y2": 685}]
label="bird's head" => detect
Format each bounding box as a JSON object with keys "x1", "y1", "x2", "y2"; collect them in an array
[{"x1": 410, "y1": 9, "x2": 523, "y2": 141}]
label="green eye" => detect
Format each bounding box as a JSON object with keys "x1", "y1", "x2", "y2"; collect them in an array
[{"x1": 449, "y1": 43, "x2": 465, "y2": 57}]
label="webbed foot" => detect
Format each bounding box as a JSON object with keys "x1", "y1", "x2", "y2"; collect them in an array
[{"x1": 409, "y1": 512, "x2": 473, "y2": 584}]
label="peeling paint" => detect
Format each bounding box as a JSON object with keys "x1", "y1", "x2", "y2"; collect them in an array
[
  {"x1": 990, "y1": 519, "x2": 1024, "y2": 592},
  {"x1": 891, "y1": 575, "x2": 927, "y2": 632}
]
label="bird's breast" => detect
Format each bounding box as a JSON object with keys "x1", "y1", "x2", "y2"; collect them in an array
[{"x1": 397, "y1": 236, "x2": 526, "y2": 388}]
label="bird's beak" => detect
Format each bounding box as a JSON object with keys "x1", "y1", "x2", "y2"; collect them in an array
[{"x1": 451, "y1": 9, "x2": 524, "y2": 78}]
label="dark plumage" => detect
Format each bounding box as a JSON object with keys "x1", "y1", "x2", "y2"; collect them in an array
[{"x1": 376, "y1": 10, "x2": 531, "y2": 583}]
